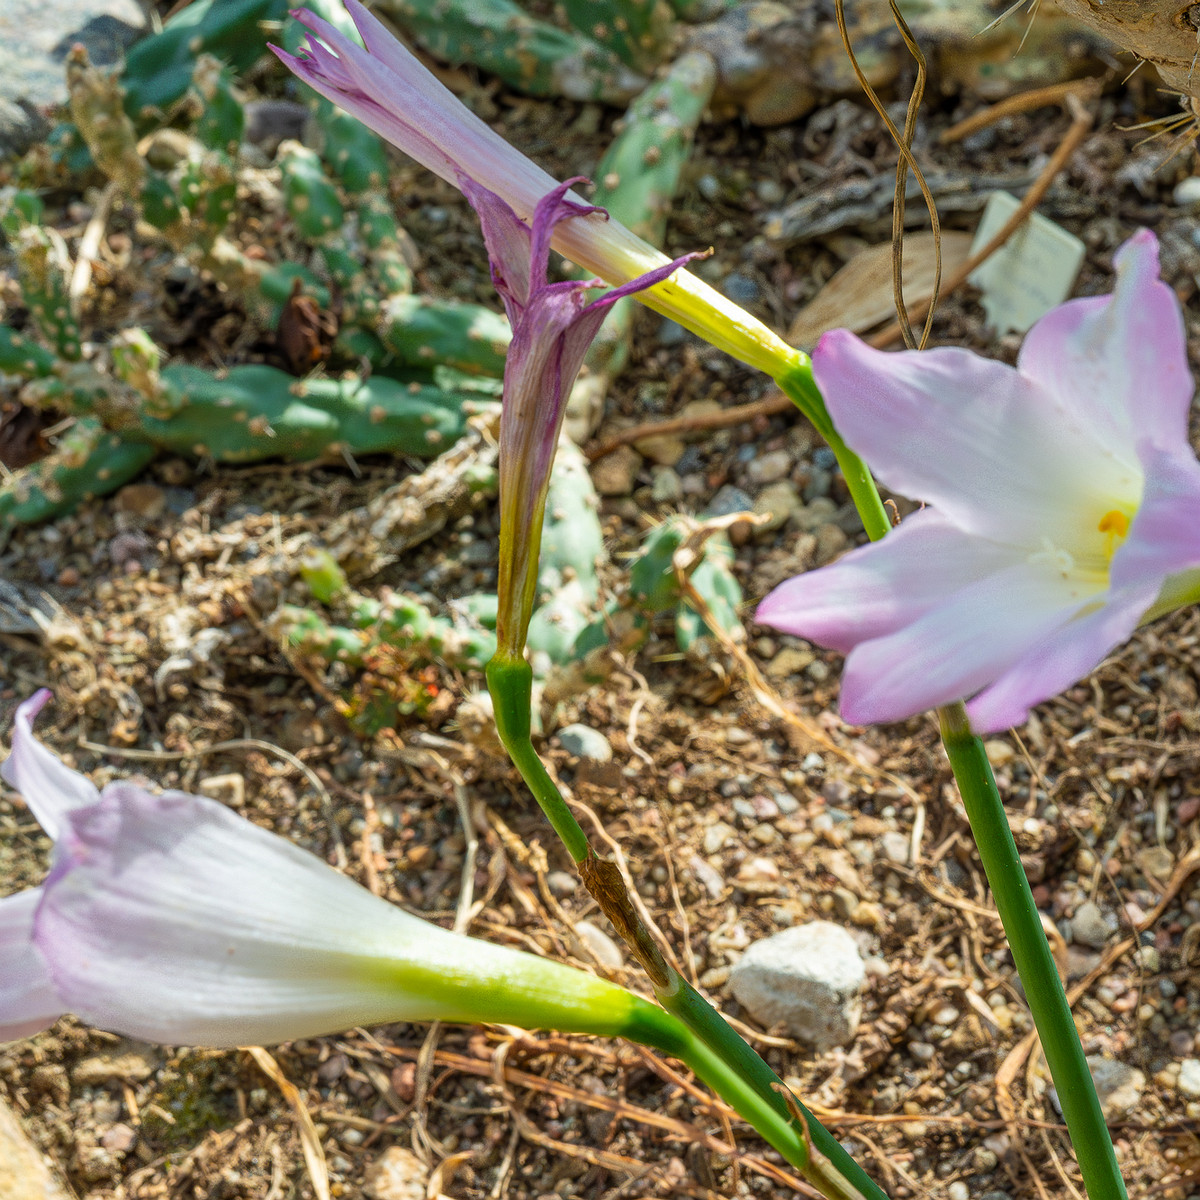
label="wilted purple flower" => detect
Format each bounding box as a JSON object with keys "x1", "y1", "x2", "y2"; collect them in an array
[
  {"x1": 271, "y1": 0, "x2": 800, "y2": 378},
  {"x1": 758, "y1": 231, "x2": 1200, "y2": 732},
  {"x1": 0, "y1": 692, "x2": 665, "y2": 1046},
  {"x1": 465, "y1": 177, "x2": 695, "y2": 656}
]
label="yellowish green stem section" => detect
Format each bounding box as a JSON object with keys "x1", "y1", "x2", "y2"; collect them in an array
[
  {"x1": 939, "y1": 705, "x2": 1127, "y2": 1200},
  {"x1": 775, "y1": 360, "x2": 891, "y2": 542}
]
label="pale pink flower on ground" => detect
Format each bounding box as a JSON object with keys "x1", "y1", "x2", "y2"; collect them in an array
[
  {"x1": 0, "y1": 692, "x2": 659, "y2": 1047},
  {"x1": 758, "y1": 231, "x2": 1200, "y2": 732}
]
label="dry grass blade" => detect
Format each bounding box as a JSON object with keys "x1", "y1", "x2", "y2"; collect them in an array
[{"x1": 244, "y1": 1046, "x2": 331, "y2": 1200}]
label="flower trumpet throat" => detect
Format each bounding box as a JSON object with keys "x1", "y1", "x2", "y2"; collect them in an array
[
  {"x1": 271, "y1": 0, "x2": 804, "y2": 380},
  {"x1": 758, "y1": 229, "x2": 1200, "y2": 732}
]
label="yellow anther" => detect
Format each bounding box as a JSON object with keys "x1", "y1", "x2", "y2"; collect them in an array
[{"x1": 1097, "y1": 510, "x2": 1130, "y2": 538}]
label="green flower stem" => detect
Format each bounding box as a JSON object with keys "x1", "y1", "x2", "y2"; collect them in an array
[
  {"x1": 775, "y1": 362, "x2": 891, "y2": 543},
  {"x1": 485, "y1": 651, "x2": 888, "y2": 1200},
  {"x1": 939, "y1": 704, "x2": 1126, "y2": 1200},
  {"x1": 775, "y1": 352, "x2": 1122, "y2": 1196},
  {"x1": 487, "y1": 654, "x2": 590, "y2": 862},
  {"x1": 659, "y1": 974, "x2": 888, "y2": 1200}
]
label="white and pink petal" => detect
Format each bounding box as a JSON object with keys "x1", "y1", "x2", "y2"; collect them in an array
[
  {"x1": 1018, "y1": 231, "x2": 1193, "y2": 455},
  {"x1": 2, "y1": 690, "x2": 99, "y2": 840},
  {"x1": 837, "y1": 559, "x2": 1107, "y2": 725},
  {"x1": 0, "y1": 890, "x2": 63, "y2": 1043},
  {"x1": 756, "y1": 510, "x2": 1023, "y2": 653},
  {"x1": 812, "y1": 331, "x2": 1139, "y2": 548}
]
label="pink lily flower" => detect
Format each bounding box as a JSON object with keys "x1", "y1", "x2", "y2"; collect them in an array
[
  {"x1": 464, "y1": 176, "x2": 696, "y2": 656},
  {"x1": 758, "y1": 231, "x2": 1200, "y2": 732},
  {"x1": 0, "y1": 691, "x2": 662, "y2": 1046},
  {"x1": 270, "y1": 0, "x2": 802, "y2": 379}
]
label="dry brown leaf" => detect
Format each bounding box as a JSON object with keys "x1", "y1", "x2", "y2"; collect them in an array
[
  {"x1": 788, "y1": 231, "x2": 973, "y2": 349},
  {"x1": 244, "y1": 1046, "x2": 331, "y2": 1200}
]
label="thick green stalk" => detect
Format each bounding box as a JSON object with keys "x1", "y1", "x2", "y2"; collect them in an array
[
  {"x1": 486, "y1": 655, "x2": 590, "y2": 862},
  {"x1": 776, "y1": 350, "x2": 1122, "y2": 1196},
  {"x1": 774, "y1": 362, "x2": 891, "y2": 542},
  {"x1": 659, "y1": 974, "x2": 888, "y2": 1200},
  {"x1": 939, "y1": 704, "x2": 1126, "y2": 1200},
  {"x1": 485, "y1": 651, "x2": 887, "y2": 1200}
]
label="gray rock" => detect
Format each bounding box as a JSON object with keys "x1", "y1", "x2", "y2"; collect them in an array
[
  {"x1": 363, "y1": 1146, "x2": 427, "y2": 1200},
  {"x1": 1065, "y1": 1056, "x2": 1145, "y2": 1122},
  {"x1": 574, "y1": 920, "x2": 624, "y2": 969},
  {"x1": 729, "y1": 921, "x2": 864, "y2": 1049},
  {"x1": 706, "y1": 484, "x2": 753, "y2": 519},
  {"x1": 557, "y1": 723, "x2": 612, "y2": 763},
  {"x1": 753, "y1": 481, "x2": 802, "y2": 532},
  {"x1": 880, "y1": 831, "x2": 910, "y2": 865},
  {"x1": 745, "y1": 449, "x2": 791, "y2": 486},
  {"x1": 0, "y1": 0, "x2": 147, "y2": 155},
  {"x1": 1070, "y1": 900, "x2": 1113, "y2": 949},
  {"x1": 1178, "y1": 1058, "x2": 1200, "y2": 1098},
  {"x1": 651, "y1": 465, "x2": 683, "y2": 504}
]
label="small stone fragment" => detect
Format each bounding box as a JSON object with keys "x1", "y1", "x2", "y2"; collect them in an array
[
  {"x1": 1083, "y1": 1056, "x2": 1145, "y2": 1121},
  {"x1": 574, "y1": 920, "x2": 625, "y2": 970},
  {"x1": 1177, "y1": 1058, "x2": 1200, "y2": 1098},
  {"x1": 729, "y1": 921, "x2": 864, "y2": 1049},
  {"x1": 1070, "y1": 900, "x2": 1112, "y2": 949},
  {"x1": 557, "y1": 723, "x2": 612, "y2": 763},
  {"x1": 591, "y1": 445, "x2": 641, "y2": 496},
  {"x1": 745, "y1": 449, "x2": 791, "y2": 485},
  {"x1": 363, "y1": 1146, "x2": 427, "y2": 1200}
]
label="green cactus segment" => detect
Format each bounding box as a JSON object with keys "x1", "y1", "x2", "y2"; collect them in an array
[
  {"x1": 122, "y1": 0, "x2": 287, "y2": 121},
  {"x1": 127, "y1": 364, "x2": 472, "y2": 461},
  {"x1": 629, "y1": 519, "x2": 688, "y2": 612},
  {"x1": 0, "y1": 420, "x2": 155, "y2": 532},
  {"x1": 299, "y1": 548, "x2": 349, "y2": 605},
  {"x1": 67, "y1": 46, "x2": 143, "y2": 193},
  {"x1": 666, "y1": 0, "x2": 739, "y2": 17},
  {"x1": 591, "y1": 50, "x2": 716, "y2": 244},
  {"x1": 274, "y1": 606, "x2": 371, "y2": 665},
  {"x1": 579, "y1": 49, "x2": 717, "y2": 380},
  {"x1": 137, "y1": 171, "x2": 182, "y2": 231},
  {"x1": 375, "y1": 0, "x2": 646, "y2": 102},
  {"x1": 527, "y1": 440, "x2": 606, "y2": 663},
  {"x1": 559, "y1": 0, "x2": 676, "y2": 72},
  {"x1": 350, "y1": 590, "x2": 497, "y2": 667},
  {"x1": 279, "y1": 141, "x2": 346, "y2": 240},
  {"x1": 13, "y1": 227, "x2": 82, "y2": 362},
  {"x1": 177, "y1": 151, "x2": 239, "y2": 243},
  {"x1": 0, "y1": 326, "x2": 58, "y2": 379},
  {"x1": 45, "y1": 124, "x2": 95, "y2": 176},
  {"x1": 315, "y1": 102, "x2": 390, "y2": 195},
  {"x1": 190, "y1": 56, "x2": 246, "y2": 155},
  {"x1": 538, "y1": 440, "x2": 604, "y2": 599},
  {"x1": 0, "y1": 190, "x2": 44, "y2": 236},
  {"x1": 380, "y1": 295, "x2": 511, "y2": 377},
  {"x1": 278, "y1": 589, "x2": 496, "y2": 672},
  {"x1": 675, "y1": 533, "x2": 741, "y2": 649}
]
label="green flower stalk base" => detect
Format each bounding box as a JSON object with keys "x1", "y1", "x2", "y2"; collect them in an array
[
  {"x1": 486, "y1": 652, "x2": 888, "y2": 1200},
  {"x1": 940, "y1": 703, "x2": 1127, "y2": 1200}
]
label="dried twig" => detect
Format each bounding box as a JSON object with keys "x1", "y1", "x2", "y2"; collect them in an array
[{"x1": 869, "y1": 93, "x2": 1096, "y2": 350}]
